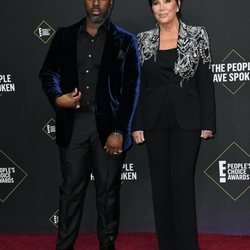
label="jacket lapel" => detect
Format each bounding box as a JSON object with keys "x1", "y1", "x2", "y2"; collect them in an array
[
  {"x1": 64, "y1": 19, "x2": 83, "y2": 88},
  {"x1": 101, "y1": 22, "x2": 123, "y2": 71},
  {"x1": 96, "y1": 22, "x2": 123, "y2": 100}
]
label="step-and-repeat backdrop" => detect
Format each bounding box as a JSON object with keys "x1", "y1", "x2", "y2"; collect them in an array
[{"x1": 0, "y1": 0, "x2": 249, "y2": 234}]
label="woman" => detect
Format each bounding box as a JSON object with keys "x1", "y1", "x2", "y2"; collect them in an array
[{"x1": 132, "y1": 0, "x2": 215, "y2": 249}]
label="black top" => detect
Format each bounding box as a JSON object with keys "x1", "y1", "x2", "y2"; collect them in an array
[
  {"x1": 77, "y1": 20, "x2": 109, "y2": 106},
  {"x1": 157, "y1": 48, "x2": 177, "y2": 85},
  {"x1": 133, "y1": 47, "x2": 215, "y2": 131}
]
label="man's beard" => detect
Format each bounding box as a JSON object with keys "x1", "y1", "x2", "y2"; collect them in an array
[{"x1": 85, "y1": 6, "x2": 112, "y2": 23}]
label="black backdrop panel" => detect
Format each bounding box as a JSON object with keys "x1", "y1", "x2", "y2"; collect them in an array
[{"x1": 0, "y1": 0, "x2": 249, "y2": 234}]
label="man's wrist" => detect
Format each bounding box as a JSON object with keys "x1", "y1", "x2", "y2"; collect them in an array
[
  {"x1": 113, "y1": 130, "x2": 123, "y2": 137},
  {"x1": 54, "y1": 93, "x2": 62, "y2": 102}
]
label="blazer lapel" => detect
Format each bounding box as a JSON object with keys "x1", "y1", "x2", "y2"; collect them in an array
[
  {"x1": 64, "y1": 19, "x2": 83, "y2": 88},
  {"x1": 96, "y1": 22, "x2": 123, "y2": 99},
  {"x1": 101, "y1": 22, "x2": 123, "y2": 71}
]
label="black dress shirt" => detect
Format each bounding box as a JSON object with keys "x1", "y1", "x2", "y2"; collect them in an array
[{"x1": 77, "y1": 20, "x2": 109, "y2": 106}]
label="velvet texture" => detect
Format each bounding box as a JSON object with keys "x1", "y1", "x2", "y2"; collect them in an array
[{"x1": 40, "y1": 19, "x2": 140, "y2": 150}]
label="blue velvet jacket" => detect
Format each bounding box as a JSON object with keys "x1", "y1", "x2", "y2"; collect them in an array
[{"x1": 39, "y1": 19, "x2": 140, "y2": 149}]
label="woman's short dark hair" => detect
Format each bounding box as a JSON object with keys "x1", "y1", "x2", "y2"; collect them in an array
[{"x1": 147, "y1": 0, "x2": 183, "y2": 18}]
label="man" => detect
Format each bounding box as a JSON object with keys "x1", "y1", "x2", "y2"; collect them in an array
[{"x1": 39, "y1": 0, "x2": 140, "y2": 249}]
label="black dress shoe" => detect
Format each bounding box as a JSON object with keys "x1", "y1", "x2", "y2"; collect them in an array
[{"x1": 99, "y1": 241, "x2": 115, "y2": 250}]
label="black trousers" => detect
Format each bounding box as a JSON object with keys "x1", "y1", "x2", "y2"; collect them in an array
[
  {"x1": 145, "y1": 94, "x2": 201, "y2": 250},
  {"x1": 56, "y1": 112, "x2": 125, "y2": 250}
]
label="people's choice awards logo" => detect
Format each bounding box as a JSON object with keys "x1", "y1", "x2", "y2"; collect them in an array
[
  {"x1": 90, "y1": 162, "x2": 138, "y2": 182},
  {"x1": 42, "y1": 118, "x2": 56, "y2": 140},
  {"x1": 212, "y1": 50, "x2": 250, "y2": 94},
  {"x1": 205, "y1": 142, "x2": 250, "y2": 201},
  {"x1": 49, "y1": 209, "x2": 59, "y2": 228},
  {"x1": 0, "y1": 148, "x2": 28, "y2": 203},
  {"x1": 34, "y1": 20, "x2": 55, "y2": 44},
  {"x1": 0, "y1": 74, "x2": 16, "y2": 96},
  {"x1": 121, "y1": 162, "x2": 137, "y2": 181},
  {"x1": 218, "y1": 161, "x2": 249, "y2": 183}
]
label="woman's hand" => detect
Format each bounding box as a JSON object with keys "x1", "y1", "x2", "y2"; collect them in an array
[
  {"x1": 201, "y1": 130, "x2": 213, "y2": 139},
  {"x1": 132, "y1": 130, "x2": 145, "y2": 144}
]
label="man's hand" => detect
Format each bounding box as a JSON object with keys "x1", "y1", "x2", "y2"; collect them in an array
[
  {"x1": 132, "y1": 130, "x2": 145, "y2": 144},
  {"x1": 104, "y1": 132, "x2": 123, "y2": 155},
  {"x1": 55, "y1": 88, "x2": 82, "y2": 108}
]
